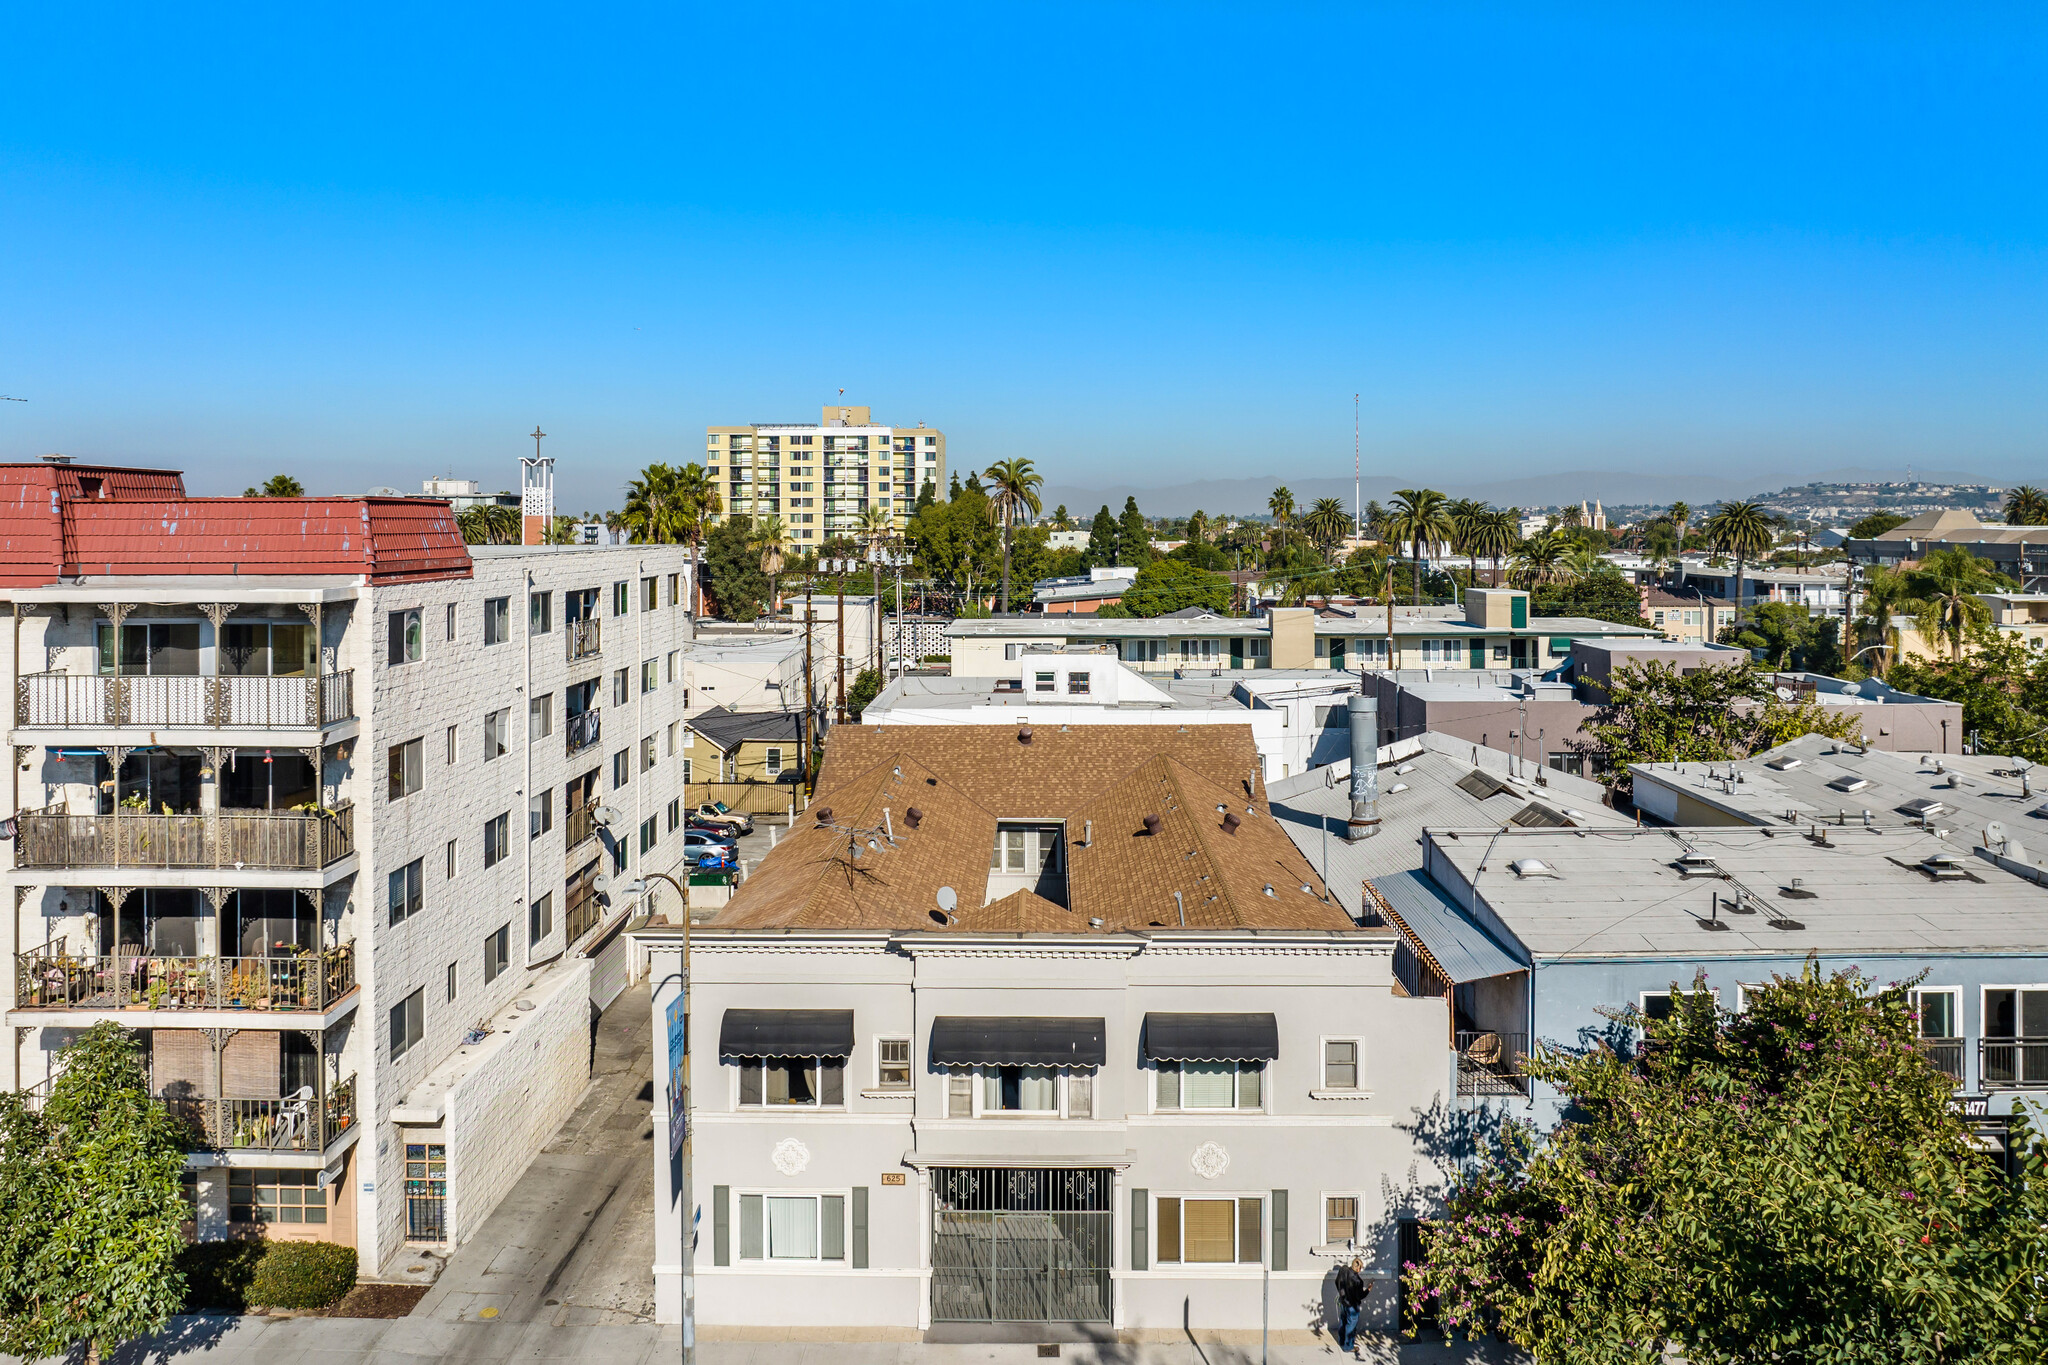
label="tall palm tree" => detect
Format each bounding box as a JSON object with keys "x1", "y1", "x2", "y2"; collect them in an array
[
  {"x1": 1644, "y1": 518, "x2": 1680, "y2": 570},
  {"x1": 753, "y1": 516, "x2": 795, "y2": 616},
  {"x1": 621, "y1": 462, "x2": 685, "y2": 544},
  {"x1": 983, "y1": 458, "x2": 1044, "y2": 613},
  {"x1": 1466, "y1": 507, "x2": 1519, "y2": 587},
  {"x1": 1906, "y1": 546, "x2": 2008, "y2": 660},
  {"x1": 1267, "y1": 487, "x2": 1295, "y2": 555},
  {"x1": 1854, "y1": 565, "x2": 1921, "y2": 675},
  {"x1": 1559, "y1": 504, "x2": 1584, "y2": 530},
  {"x1": 674, "y1": 463, "x2": 721, "y2": 617},
  {"x1": 1387, "y1": 488, "x2": 1454, "y2": 602},
  {"x1": 1669, "y1": 501, "x2": 1692, "y2": 552},
  {"x1": 1446, "y1": 498, "x2": 1487, "y2": 587},
  {"x1": 1051, "y1": 505, "x2": 1074, "y2": 532},
  {"x1": 1186, "y1": 509, "x2": 1208, "y2": 545},
  {"x1": 1699, "y1": 500, "x2": 1774, "y2": 628},
  {"x1": 1511, "y1": 528, "x2": 1573, "y2": 587},
  {"x1": 2005, "y1": 486, "x2": 2048, "y2": 527},
  {"x1": 1363, "y1": 499, "x2": 1388, "y2": 543},
  {"x1": 1304, "y1": 497, "x2": 1350, "y2": 555}
]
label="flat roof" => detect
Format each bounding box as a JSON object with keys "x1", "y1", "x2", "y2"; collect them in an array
[
  {"x1": 1427, "y1": 823, "x2": 2048, "y2": 959},
  {"x1": 945, "y1": 616, "x2": 1656, "y2": 639}
]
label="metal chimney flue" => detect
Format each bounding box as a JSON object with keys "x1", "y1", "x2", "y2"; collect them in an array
[{"x1": 1346, "y1": 693, "x2": 1380, "y2": 841}]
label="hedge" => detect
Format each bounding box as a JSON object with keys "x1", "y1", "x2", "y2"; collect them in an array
[{"x1": 179, "y1": 1238, "x2": 357, "y2": 1312}]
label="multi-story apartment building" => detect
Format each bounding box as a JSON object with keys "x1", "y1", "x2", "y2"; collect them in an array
[
  {"x1": 705, "y1": 404, "x2": 947, "y2": 546},
  {"x1": 0, "y1": 459, "x2": 696, "y2": 1273}
]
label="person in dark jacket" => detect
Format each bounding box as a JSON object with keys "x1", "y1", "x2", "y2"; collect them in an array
[{"x1": 1333, "y1": 1256, "x2": 1370, "y2": 1355}]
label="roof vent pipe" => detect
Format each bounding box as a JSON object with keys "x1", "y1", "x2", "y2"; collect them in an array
[
  {"x1": 1346, "y1": 693, "x2": 1380, "y2": 841},
  {"x1": 1173, "y1": 890, "x2": 1185, "y2": 926}
]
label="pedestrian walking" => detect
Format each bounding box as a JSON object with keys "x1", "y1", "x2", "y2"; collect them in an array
[{"x1": 1333, "y1": 1255, "x2": 1370, "y2": 1356}]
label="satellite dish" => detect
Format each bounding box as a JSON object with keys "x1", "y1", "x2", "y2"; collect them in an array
[
  {"x1": 1842, "y1": 682, "x2": 1862, "y2": 697},
  {"x1": 936, "y1": 887, "x2": 958, "y2": 913},
  {"x1": 1774, "y1": 686, "x2": 1795, "y2": 702},
  {"x1": 1986, "y1": 821, "x2": 2010, "y2": 851},
  {"x1": 593, "y1": 871, "x2": 612, "y2": 895}
]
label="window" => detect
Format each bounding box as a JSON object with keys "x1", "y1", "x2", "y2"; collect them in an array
[
  {"x1": 1326, "y1": 1196, "x2": 1359, "y2": 1245},
  {"x1": 1915, "y1": 988, "x2": 1960, "y2": 1039},
  {"x1": 641, "y1": 735, "x2": 657, "y2": 772},
  {"x1": 667, "y1": 650, "x2": 679, "y2": 682},
  {"x1": 387, "y1": 609, "x2": 422, "y2": 666},
  {"x1": 484, "y1": 924, "x2": 510, "y2": 983},
  {"x1": 612, "y1": 581, "x2": 629, "y2": 616},
  {"x1": 445, "y1": 725, "x2": 456, "y2": 765},
  {"x1": 529, "y1": 693, "x2": 553, "y2": 739},
  {"x1": 1034, "y1": 670, "x2": 1056, "y2": 694},
  {"x1": 666, "y1": 721, "x2": 678, "y2": 755},
  {"x1": 640, "y1": 815, "x2": 657, "y2": 854},
  {"x1": 529, "y1": 892, "x2": 553, "y2": 945},
  {"x1": 737, "y1": 1193, "x2": 846, "y2": 1263},
  {"x1": 1323, "y1": 1039, "x2": 1360, "y2": 1090},
  {"x1": 445, "y1": 839, "x2": 457, "y2": 879},
  {"x1": 1068, "y1": 672, "x2": 1091, "y2": 696},
  {"x1": 737, "y1": 1057, "x2": 845, "y2": 1107},
  {"x1": 983, "y1": 1065, "x2": 1059, "y2": 1114},
  {"x1": 387, "y1": 858, "x2": 423, "y2": 926},
  {"x1": 483, "y1": 708, "x2": 509, "y2": 761},
  {"x1": 612, "y1": 748, "x2": 630, "y2": 789},
  {"x1": 1638, "y1": 989, "x2": 1717, "y2": 1021},
  {"x1": 530, "y1": 789, "x2": 554, "y2": 838},
  {"x1": 1985, "y1": 988, "x2": 2048, "y2": 1039},
  {"x1": 682, "y1": 758, "x2": 693, "y2": 785},
  {"x1": 1155, "y1": 1195, "x2": 1262, "y2": 1265},
  {"x1": 445, "y1": 602, "x2": 456, "y2": 641},
  {"x1": 613, "y1": 668, "x2": 631, "y2": 706},
  {"x1": 641, "y1": 658, "x2": 658, "y2": 694},
  {"x1": 387, "y1": 738, "x2": 424, "y2": 801},
  {"x1": 529, "y1": 590, "x2": 552, "y2": 635},
  {"x1": 229, "y1": 1169, "x2": 328, "y2": 1226},
  {"x1": 484, "y1": 597, "x2": 510, "y2": 646},
  {"x1": 484, "y1": 813, "x2": 510, "y2": 868},
  {"x1": 1155, "y1": 1060, "x2": 1263, "y2": 1111},
  {"x1": 642, "y1": 576, "x2": 658, "y2": 611},
  {"x1": 877, "y1": 1038, "x2": 911, "y2": 1090},
  {"x1": 765, "y1": 746, "x2": 784, "y2": 777},
  {"x1": 667, "y1": 573, "x2": 680, "y2": 608},
  {"x1": 446, "y1": 962, "x2": 458, "y2": 1002},
  {"x1": 389, "y1": 987, "x2": 424, "y2": 1061}
]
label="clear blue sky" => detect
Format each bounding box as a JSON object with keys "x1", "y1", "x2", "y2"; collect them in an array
[{"x1": 3, "y1": 3, "x2": 2046, "y2": 510}]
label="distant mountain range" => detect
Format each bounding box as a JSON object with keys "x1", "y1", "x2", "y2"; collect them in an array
[{"x1": 1038, "y1": 466, "x2": 1999, "y2": 518}]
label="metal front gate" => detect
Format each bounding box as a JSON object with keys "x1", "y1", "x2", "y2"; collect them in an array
[
  {"x1": 405, "y1": 1142, "x2": 447, "y2": 1242},
  {"x1": 932, "y1": 1167, "x2": 1112, "y2": 1323}
]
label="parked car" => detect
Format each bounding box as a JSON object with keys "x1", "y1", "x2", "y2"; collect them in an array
[
  {"x1": 693, "y1": 802, "x2": 753, "y2": 836},
  {"x1": 682, "y1": 831, "x2": 738, "y2": 858}
]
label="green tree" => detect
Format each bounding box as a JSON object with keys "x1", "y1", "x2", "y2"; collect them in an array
[
  {"x1": 1511, "y1": 527, "x2": 1574, "y2": 587},
  {"x1": 1117, "y1": 496, "x2": 1152, "y2": 567},
  {"x1": 1083, "y1": 504, "x2": 1119, "y2": 569},
  {"x1": 1266, "y1": 486, "x2": 1295, "y2": 550},
  {"x1": 1729, "y1": 599, "x2": 1818, "y2": 666},
  {"x1": 753, "y1": 515, "x2": 795, "y2": 616},
  {"x1": 1849, "y1": 510, "x2": 1910, "y2": 540},
  {"x1": 1853, "y1": 564, "x2": 1923, "y2": 676},
  {"x1": 1185, "y1": 509, "x2": 1207, "y2": 544},
  {"x1": 983, "y1": 458, "x2": 1045, "y2": 613},
  {"x1": 1668, "y1": 499, "x2": 1691, "y2": 545},
  {"x1": 621, "y1": 462, "x2": 688, "y2": 545},
  {"x1": 947, "y1": 471, "x2": 963, "y2": 500},
  {"x1": 1529, "y1": 574, "x2": 1650, "y2": 629},
  {"x1": 241, "y1": 474, "x2": 304, "y2": 497},
  {"x1": 1102, "y1": 558, "x2": 1233, "y2": 618},
  {"x1": 1387, "y1": 488, "x2": 1454, "y2": 601},
  {"x1": 914, "y1": 478, "x2": 937, "y2": 512},
  {"x1": 2004, "y1": 486, "x2": 2048, "y2": 526},
  {"x1": 701, "y1": 517, "x2": 768, "y2": 621},
  {"x1": 905, "y1": 487, "x2": 998, "y2": 601},
  {"x1": 1906, "y1": 545, "x2": 2013, "y2": 661},
  {"x1": 1700, "y1": 500, "x2": 1775, "y2": 628},
  {"x1": 0, "y1": 1022, "x2": 189, "y2": 1363},
  {"x1": 1051, "y1": 504, "x2": 1072, "y2": 531},
  {"x1": 1886, "y1": 631, "x2": 2048, "y2": 764},
  {"x1": 456, "y1": 503, "x2": 520, "y2": 545},
  {"x1": 1585, "y1": 656, "x2": 1861, "y2": 790},
  {"x1": 1303, "y1": 496, "x2": 1350, "y2": 554},
  {"x1": 1406, "y1": 964, "x2": 2048, "y2": 1363},
  {"x1": 845, "y1": 667, "x2": 882, "y2": 721},
  {"x1": 1169, "y1": 539, "x2": 1231, "y2": 572}
]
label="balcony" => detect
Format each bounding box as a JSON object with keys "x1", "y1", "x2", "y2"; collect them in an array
[
  {"x1": 1456, "y1": 1030, "x2": 1529, "y2": 1097},
  {"x1": 14, "y1": 803, "x2": 355, "y2": 872},
  {"x1": 565, "y1": 618, "x2": 602, "y2": 662},
  {"x1": 15, "y1": 940, "x2": 357, "y2": 1013},
  {"x1": 16, "y1": 671, "x2": 355, "y2": 729},
  {"x1": 1980, "y1": 1038, "x2": 2048, "y2": 1089},
  {"x1": 566, "y1": 709, "x2": 601, "y2": 757},
  {"x1": 1921, "y1": 1038, "x2": 1966, "y2": 1085},
  {"x1": 565, "y1": 798, "x2": 599, "y2": 851},
  {"x1": 22, "y1": 1074, "x2": 358, "y2": 1155}
]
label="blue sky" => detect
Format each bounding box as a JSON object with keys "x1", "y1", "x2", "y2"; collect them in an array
[{"x1": 3, "y1": 4, "x2": 2046, "y2": 509}]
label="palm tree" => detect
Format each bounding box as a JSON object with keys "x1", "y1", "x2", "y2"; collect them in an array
[
  {"x1": 1644, "y1": 518, "x2": 1680, "y2": 570},
  {"x1": 1854, "y1": 565, "x2": 1921, "y2": 675},
  {"x1": 2005, "y1": 486, "x2": 2048, "y2": 526},
  {"x1": 1051, "y1": 505, "x2": 1074, "y2": 532},
  {"x1": 457, "y1": 503, "x2": 521, "y2": 546},
  {"x1": 1699, "y1": 501, "x2": 1774, "y2": 628},
  {"x1": 1363, "y1": 499, "x2": 1388, "y2": 543},
  {"x1": 1267, "y1": 487, "x2": 1295, "y2": 554},
  {"x1": 1669, "y1": 501, "x2": 1692, "y2": 552},
  {"x1": 1387, "y1": 488, "x2": 1454, "y2": 602},
  {"x1": 1906, "y1": 546, "x2": 2009, "y2": 660},
  {"x1": 1304, "y1": 497, "x2": 1350, "y2": 555},
  {"x1": 1446, "y1": 498, "x2": 1487, "y2": 587},
  {"x1": 621, "y1": 463, "x2": 686, "y2": 545},
  {"x1": 1510, "y1": 528, "x2": 1573, "y2": 587},
  {"x1": 1186, "y1": 509, "x2": 1208, "y2": 545},
  {"x1": 1559, "y1": 504, "x2": 1584, "y2": 530},
  {"x1": 753, "y1": 516, "x2": 795, "y2": 616},
  {"x1": 674, "y1": 463, "x2": 721, "y2": 617},
  {"x1": 983, "y1": 458, "x2": 1045, "y2": 613},
  {"x1": 1466, "y1": 507, "x2": 1519, "y2": 587}
]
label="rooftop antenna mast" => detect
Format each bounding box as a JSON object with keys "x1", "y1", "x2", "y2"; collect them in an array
[{"x1": 1353, "y1": 393, "x2": 1361, "y2": 540}]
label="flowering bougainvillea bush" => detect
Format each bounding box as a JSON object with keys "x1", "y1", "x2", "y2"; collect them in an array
[{"x1": 1404, "y1": 962, "x2": 2048, "y2": 1363}]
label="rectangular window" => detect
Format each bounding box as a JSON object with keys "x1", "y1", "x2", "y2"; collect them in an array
[
  {"x1": 667, "y1": 573, "x2": 680, "y2": 608},
  {"x1": 484, "y1": 813, "x2": 510, "y2": 868},
  {"x1": 642, "y1": 658, "x2": 658, "y2": 694},
  {"x1": 387, "y1": 858, "x2": 423, "y2": 926},
  {"x1": 1068, "y1": 672, "x2": 1091, "y2": 695},
  {"x1": 978, "y1": 1065, "x2": 1063, "y2": 1115},
  {"x1": 229, "y1": 1168, "x2": 328, "y2": 1226},
  {"x1": 641, "y1": 735, "x2": 657, "y2": 772},
  {"x1": 1326, "y1": 1196, "x2": 1359, "y2": 1245},
  {"x1": 877, "y1": 1038, "x2": 911, "y2": 1090},
  {"x1": 445, "y1": 725, "x2": 457, "y2": 765},
  {"x1": 445, "y1": 839, "x2": 457, "y2": 879},
  {"x1": 529, "y1": 891, "x2": 553, "y2": 945},
  {"x1": 737, "y1": 1057, "x2": 845, "y2": 1107},
  {"x1": 484, "y1": 924, "x2": 510, "y2": 983},
  {"x1": 445, "y1": 602, "x2": 456, "y2": 641},
  {"x1": 737, "y1": 1193, "x2": 846, "y2": 1263},
  {"x1": 613, "y1": 668, "x2": 631, "y2": 706},
  {"x1": 667, "y1": 650, "x2": 679, "y2": 682},
  {"x1": 483, "y1": 708, "x2": 509, "y2": 761},
  {"x1": 446, "y1": 961, "x2": 458, "y2": 1002},
  {"x1": 484, "y1": 597, "x2": 510, "y2": 646},
  {"x1": 1155, "y1": 1060, "x2": 1263, "y2": 1110},
  {"x1": 529, "y1": 590, "x2": 552, "y2": 635},
  {"x1": 1323, "y1": 1039, "x2": 1360, "y2": 1090},
  {"x1": 682, "y1": 757, "x2": 693, "y2": 785},
  {"x1": 530, "y1": 788, "x2": 554, "y2": 838},
  {"x1": 387, "y1": 609, "x2": 422, "y2": 666},
  {"x1": 529, "y1": 693, "x2": 554, "y2": 739},
  {"x1": 643, "y1": 576, "x2": 658, "y2": 611},
  {"x1": 387, "y1": 738, "x2": 424, "y2": 801},
  {"x1": 765, "y1": 746, "x2": 784, "y2": 777},
  {"x1": 667, "y1": 797, "x2": 681, "y2": 832},
  {"x1": 613, "y1": 581, "x2": 629, "y2": 616},
  {"x1": 1155, "y1": 1196, "x2": 1261, "y2": 1264},
  {"x1": 640, "y1": 815, "x2": 657, "y2": 855},
  {"x1": 613, "y1": 749, "x2": 630, "y2": 789},
  {"x1": 666, "y1": 721, "x2": 678, "y2": 756},
  {"x1": 1034, "y1": 670, "x2": 1056, "y2": 694},
  {"x1": 1984, "y1": 988, "x2": 2048, "y2": 1039},
  {"x1": 1914, "y1": 989, "x2": 1960, "y2": 1039},
  {"x1": 389, "y1": 987, "x2": 424, "y2": 1061}
]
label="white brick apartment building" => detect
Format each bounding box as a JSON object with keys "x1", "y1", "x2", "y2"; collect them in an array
[{"x1": 0, "y1": 460, "x2": 695, "y2": 1273}]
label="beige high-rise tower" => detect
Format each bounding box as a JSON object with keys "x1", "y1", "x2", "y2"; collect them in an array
[{"x1": 703, "y1": 404, "x2": 947, "y2": 545}]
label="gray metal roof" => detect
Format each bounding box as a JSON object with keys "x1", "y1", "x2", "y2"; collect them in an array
[
  {"x1": 1267, "y1": 732, "x2": 1626, "y2": 918},
  {"x1": 1372, "y1": 868, "x2": 1526, "y2": 983},
  {"x1": 685, "y1": 707, "x2": 805, "y2": 751},
  {"x1": 1425, "y1": 823, "x2": 2048, "y2": 959}
]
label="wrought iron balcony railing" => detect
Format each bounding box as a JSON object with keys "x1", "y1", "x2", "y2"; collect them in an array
[
  {"x1": 17, "y1": 671, "x2": 355, "y2": 728},
  {"x1": 14, "y1": 939, "x2": 356, "y2": 1013},
  {"x1": 1456, "y1": 1030, "x2": 1529, "y2": 1097},
  {"x1": 14, "y1": 802, "x2": 354, "y2": 871}
]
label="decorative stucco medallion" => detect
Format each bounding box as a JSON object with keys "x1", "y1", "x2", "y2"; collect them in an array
[
  {"x1": 1190, "y1": 1140, "x2": 1230, "y2": 1180},
  {"x1": 772, "y1": 1137, "x2": 812, "y2": 1175}
]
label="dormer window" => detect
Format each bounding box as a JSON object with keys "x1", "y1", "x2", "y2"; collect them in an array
[{"x1": 987, "y1": 822, "x2": 1067, "y2": 906}]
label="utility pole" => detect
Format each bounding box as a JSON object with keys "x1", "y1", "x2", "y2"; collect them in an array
[
  {"x1": 1353, "y1": 392, "x2": 1362, "y2": 541},
  {"x1": 835, "y1": 561, "x2": 847, "y2": 724},
  {"x1": 870, "y1": 546, "x2": 884, "y2": 680},
  {"x1": 802, "y1": 577, "x2": 815, "y2": 777}
]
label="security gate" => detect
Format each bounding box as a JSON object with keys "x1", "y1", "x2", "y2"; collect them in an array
[{"x1": 931, "y1": 1167, "x2": 1112, "y2": 1323}]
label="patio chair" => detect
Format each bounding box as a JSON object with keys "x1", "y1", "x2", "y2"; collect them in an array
[{"x1": 270, "y1": 1086, "x2": 315, "y2": 1150}]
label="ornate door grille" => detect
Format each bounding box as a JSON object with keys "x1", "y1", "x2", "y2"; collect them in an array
[{"x1": 931, "y1": 1167, "x2": 1112, "y2": 1323}]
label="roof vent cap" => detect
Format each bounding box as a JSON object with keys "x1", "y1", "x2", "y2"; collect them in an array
[{"x1": 1508, "y1": 858, "x2": 1556, "y2": 879}]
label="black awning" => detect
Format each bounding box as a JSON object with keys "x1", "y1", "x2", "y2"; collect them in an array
[
  {"x1": 1142, "y1": 1013, "x2": 1279, "y2": 1062},
  {"x1": 718, "y1": 1009, "x2": 854, "y2": 1058},
  {"x1": 929, "y1": 1016, "x2": 1106, "y2": 1069}
]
